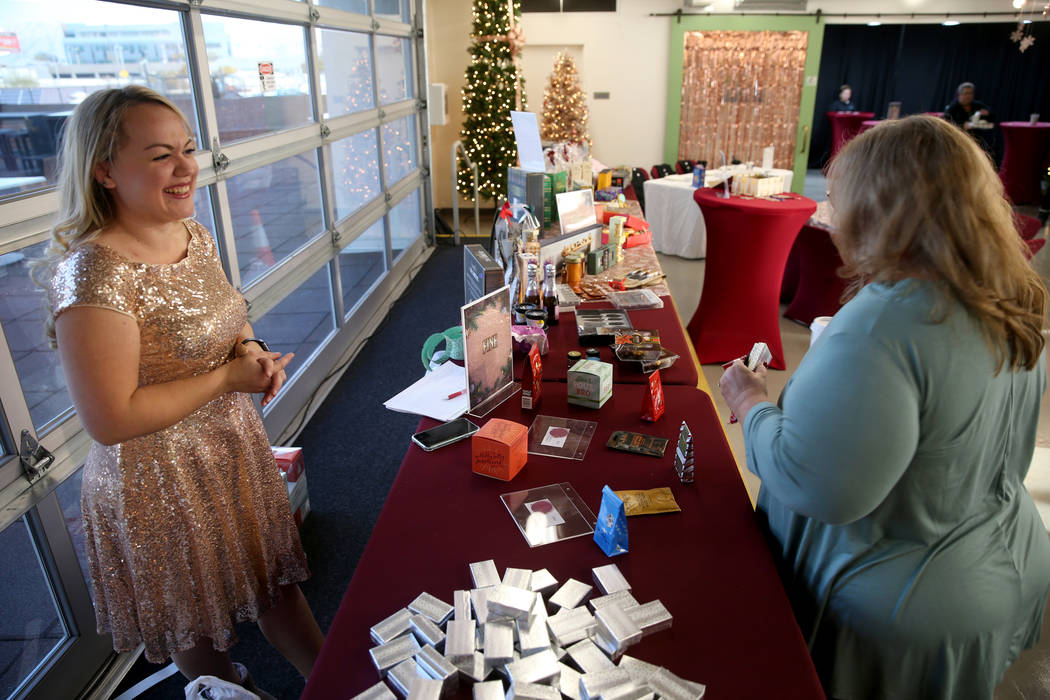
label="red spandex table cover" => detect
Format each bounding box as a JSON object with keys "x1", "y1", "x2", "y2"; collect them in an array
[
  {"x1": 858, "y1": 119, "x2": 880, "y2": 135},
  {"x1": 301, "y1": 382, "x2": 824, "y2": 700},
  {"x1": 999, "y1": 122, "x2": 1050, "y2": 204},
  {"x1": 687, "y1": 189, "x2": 817, "y2": 370},
  {"x1": 826, "y1": 111, "x2": 875, "y2": 158},
  {"x1": 782, "y1": 224, "x2": 848, "y2": 326},
  {"x1": 514, "y1": 296, "x2": 700, "y2": 386}
]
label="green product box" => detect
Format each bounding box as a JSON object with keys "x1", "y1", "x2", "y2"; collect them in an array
[{"x1": 568, "y1": 359, "x2": 613, "y2": 409}]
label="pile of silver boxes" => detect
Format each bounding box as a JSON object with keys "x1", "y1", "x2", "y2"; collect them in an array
[{"x1": 359, "y1": 560, "x2": 704, "y2": 700}]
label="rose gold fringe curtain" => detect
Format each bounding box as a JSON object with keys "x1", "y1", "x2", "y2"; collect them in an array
[{"x1": 679, "y1": 31, "x2": 808, "y2": 170}]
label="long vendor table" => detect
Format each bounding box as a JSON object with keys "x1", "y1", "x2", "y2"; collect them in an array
[{"x1": 302, "y1": 381, "x2": 824, "y2": 699}]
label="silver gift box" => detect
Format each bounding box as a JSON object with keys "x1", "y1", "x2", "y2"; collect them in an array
[
  {"x1": 623, "y1": 600, "x2": 672, "y2": 637},
  {"x1": 372, "y1": 608, "x2": 414, "y2": 645},
  {"x1": 414, "y1": 644, "x2": 458, "y2": 693},
  {"x1": 591, "y1": 564, "x2": 631, "y2": 595},
  {"x1": 547, "y1": 606, "x2": 596, "y2": 647},
  {"x1": 589, "y1": 625, "x2": 622, "y2": 662},
  {"x1": 594, "y1": 605, "x2": 642, "y2": 653},
  {"x1": 549, "y1": 578, "x2": 593, "y2": 610},
  {"x1": 444, "y1": 619, "x2": 476, "y2": 661},
  {"x1": 565, "y1": 639, "x2": 615, "y2": 673},
  {"x1": 474, "y1": 680, "x2": 505, "y2": 700},
  {"x1": 408, "y1": 592, "x2": 454, "y2": 625},
  {"x1": 588, "y1": 590, "x2": 638, "y2": 613},
  {"x1": 486, "y1": 585, "x2": 536, "y2": 620},
  {"x1": 647, "y1": 668, "x2": 706, "y2": 700},
  {"x1": 578, "y1": 668, "x2": 633, "y2": 700},
  {"x1": 559, "y1": 662, "x2": 583, "y2": 700},
  {"x1": 470, "y1": 588, "x2": 492, "y2": 624},
  {"x1": 502, "y1": 567, "x2": 532, "y2": 590},
  {"x1": 454, "y1": 590, "x2": 472, "y2": 621},
  {"x1": 451, "y1": 651, "x2": 489, "y2": 682},
  {"x1": 371, "y1": 635, "x2": 422, "y2": 677},
  {"x1": 410, "y1": 614, "x2": 446, "y2": 649},
  {"x1": 529, "y1": 568, "x2": 559, "y2": 596},
  {"x1": 389, "y1": 658, "x2": 425, "y2": 697},
  {"x1": 516, "y1": 596, "x2": 552, "y2": 656},
  {"x1": 483, "y1": 620, "x2": 515, "y2": 665},
  {"x1": 351, "y1": 681, "x2": 397, "y2": 700},
  {"x1": 504, "y1": 648, "x2": 560, "y2": 685},
  {"x1": 470, "y1": 559, "x2": 501, "y2": 588},
  {"x1": 407, "y1": 676, "x2": 444, "y2": 700},
  {"x1": 506, "y1": 682, "x2": 561, "y2": 700}
]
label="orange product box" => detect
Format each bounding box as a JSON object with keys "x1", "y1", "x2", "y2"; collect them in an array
[
  {"x1": 271, "y1": 446, "x2": 304, "y2": 482},
  {"x1": 471, "y1": 418, "x2": 528, "y2": 481}
]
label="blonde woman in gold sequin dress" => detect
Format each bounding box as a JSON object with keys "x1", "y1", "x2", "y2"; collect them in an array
[{"x1": 36, "y1": 86, "x2": 324, "y2": 694}]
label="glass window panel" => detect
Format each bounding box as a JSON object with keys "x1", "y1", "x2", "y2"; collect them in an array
[
  {"x1": 0, "y1": 241, "x2": 72, "y2": 429},
  {"x1": 381, "y1": 116, "x2": 417, "y2": 186},
  {"x1": 389, "y1": 189, "x2": 422, "y2": 260},
  {"x1": 375, "y1": 0, "x2": 412, "y2": 23},
  {"x1": 329, "y1": 130, "x2": 381, "y2": 222},
  {"x1": 56, "y1": 468, "x2": 92, "y2": 600},
  {"x1": 227, "y1": 152, "x2": 323, "y2": 287},
  {"x1": 250, "y1": 267, "x2": 334, "y2": 381},
  {"x1": 192, "y1": 185, "x2": 215, "y2": 236},
  {"x1": 0, "y1": 1, "x2": 198, "y2": 197},
  {"x1": 0, "y1": 517, "x2": 68, "y2": 698},
  {"x1": 339, "y1": 220, "x2": 386, "y2": 316},
  {"x1": 202, "y1": 16, "x2": 312, "y2": 143},
  {"x1": 375, "y1": 36, "x2": 413, "y2": 105},
  {"x1": 317, "y1": 29, "x2": 374, "y2": 119},
  {"x1": 315, "y1": 0, "x2": 369, "y2": 13}
]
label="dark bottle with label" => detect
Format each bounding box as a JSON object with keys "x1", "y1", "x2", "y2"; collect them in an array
[
  {"x1": 522, "y1": 262, "x2": 540, "y2": 308},
  {"x1": 542, "y1": 262, "x2": 559, "y2": 325}
]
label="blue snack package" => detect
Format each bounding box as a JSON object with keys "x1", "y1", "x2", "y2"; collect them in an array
[{"x1": 593, "y1": 485, "x2": 629, "y2": 557}]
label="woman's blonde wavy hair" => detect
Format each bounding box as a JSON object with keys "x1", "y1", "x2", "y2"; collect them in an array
[
  {"x1": 827, "y1": 114, "x2": 1046, "y2": 373},
  {"x1": 31, "y1": 85, "x2": 192, "y2": 346}
]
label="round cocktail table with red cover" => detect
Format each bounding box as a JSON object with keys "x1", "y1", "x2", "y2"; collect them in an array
[
  {"x1": 687, "y1": 188, "x2": 817, "y2": 370},
  {"x1": 999, "y1": 122, "x2": 1050, "y2": 204},
  {"x1": 826, "y1": 111, "x2": 875, "y2": 158}
]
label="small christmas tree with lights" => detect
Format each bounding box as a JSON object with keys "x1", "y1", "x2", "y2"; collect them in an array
[
  {"x1": 541, "y1": 52, "x2": 589, "y2": 145},
  {"x1": 458, "y1": 0, "x2": 527, "y2": 203}
]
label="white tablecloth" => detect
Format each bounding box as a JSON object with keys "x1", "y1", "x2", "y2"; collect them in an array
[{"x1": 642, "y1": 169, "x2": 794, "y2": 260}]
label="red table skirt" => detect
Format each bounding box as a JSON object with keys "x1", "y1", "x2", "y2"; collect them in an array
[
  {"x1": 999, "y1": 122, "x2": 1050, "y2": 205},
  {"x1": 783, "y1": 224, "x2": 848, "y2": 326},
  {"x1": 687, "y1": 189, "x2": 817, "y2": 369},
  {"x1": 301, "y1": 382, "x2": 823, "y2": 699},
  {"x1": 514, "y1": 296, "x2": 700, "y2": 386},
  {"x1": 826, "y1": 112, "x2": 875, "y2": 158}
]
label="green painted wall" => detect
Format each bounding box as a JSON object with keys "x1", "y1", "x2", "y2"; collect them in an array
[{"x1": 665, "y1": 15, "x2": 826, "y2": 193}]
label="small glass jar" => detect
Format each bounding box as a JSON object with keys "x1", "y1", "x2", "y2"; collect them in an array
[
  {"x1": 565, "y1": 252, "x2": 584, "y2": 291},
  {"x1": 513, "y1": 302, "x2": 536, "y2": 325},
  {"x1": 567, "y1": 350, "x2": 583, "y2": 370},
  {"x1": 585, "y1": 347, "x2": 601, "y2": 360},
  {"x1": 525, "y1": 309, "x2": 547, "y2": 329}
]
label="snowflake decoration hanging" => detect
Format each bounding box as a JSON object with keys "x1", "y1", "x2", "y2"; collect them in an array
[
  {"x1": 1010, "y1": 24, "x2": 1025, "y2": 42},
  {"x1": 1020, "y1": 35, "x2": 1036, "y2": 52}
]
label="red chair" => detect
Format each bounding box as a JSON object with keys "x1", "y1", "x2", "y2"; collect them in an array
[{"x1": 676, "y1": 159, "x2": 696, "y2": 174}]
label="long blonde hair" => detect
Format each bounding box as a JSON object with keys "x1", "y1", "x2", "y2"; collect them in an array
[
  {"x1": 31, "y1": 86, "x2": 192, "y2": 345},
  {"x1": 828, "y1": 114, "x2": 1046, "y2": 372}
]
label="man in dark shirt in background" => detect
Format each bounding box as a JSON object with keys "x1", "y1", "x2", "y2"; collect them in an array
[
  {"x1": 828, "y1": 84, "x2": 856, "y2": 112},
  {"x1": 944, "y1": 82, "x2": 995, "y2": 128}
]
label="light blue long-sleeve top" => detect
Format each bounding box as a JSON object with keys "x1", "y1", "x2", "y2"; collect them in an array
[{"x1": 744, "y1": 279, "x2": 1050, "y2": 700}]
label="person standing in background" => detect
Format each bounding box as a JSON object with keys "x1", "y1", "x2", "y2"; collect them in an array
[{"x1": 828, "y1": 84, "x2": 857, "y2": 112}]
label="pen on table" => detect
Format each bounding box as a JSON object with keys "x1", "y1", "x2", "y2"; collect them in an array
[{"x1": 447, "y1": 390, "x2": 465, "y2": 400}]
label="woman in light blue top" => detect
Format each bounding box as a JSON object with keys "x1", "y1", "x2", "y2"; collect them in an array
[{"x1": 720, "y1": 114, "x2": 1050, "y2": 699}]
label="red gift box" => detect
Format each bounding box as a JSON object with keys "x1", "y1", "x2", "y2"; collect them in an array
[
  {"x1": 272, "y1": 446, "x2": 304, "y2": 483},
  {"x1": 472, "y1": 418, "x2": 528, "y2": 481}
]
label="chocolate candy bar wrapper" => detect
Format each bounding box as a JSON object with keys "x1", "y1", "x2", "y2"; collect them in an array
[
  {"x1": 614, "y1": 487, "x2": 682, "y2": 516},
  {"x1": 606, "y1": 431, "x2": 668, "y2": 458}
]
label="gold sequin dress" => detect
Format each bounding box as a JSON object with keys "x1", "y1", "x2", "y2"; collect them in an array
[{"x1": 49, "y1": 219, "x2": 309, "y2": 663}]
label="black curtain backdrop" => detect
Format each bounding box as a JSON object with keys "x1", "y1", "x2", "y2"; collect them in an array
[{"x1": 809, "y1": 22, "x2": 1050, "y2": 169}]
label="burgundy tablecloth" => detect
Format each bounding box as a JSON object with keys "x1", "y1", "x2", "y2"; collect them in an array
[
  {"x1": 826, "y1": 112, "x2": 875, "y2": 158},
  {"x1": 858, "y1": 119, "x2": 880, "y2": 134},
  {"x1": 783, "y1": 224, "x2": 848, "y2": 326},
  {"x1": 687, "y1": 189, "x2": 817, "y2": 369},
  {"x1": 999, "y1": 122, "x2": 1050, "y2": 204},
  {"x1": 514, "y1": 296, "x2": 700, "y2": 386},
  {"x1": 302, "y1": 382, "x2": 823, "y2": 700}
]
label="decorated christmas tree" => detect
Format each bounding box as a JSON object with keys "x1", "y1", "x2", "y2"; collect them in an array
[
  {"x1": 541, "y1": 52, "x2": 589, "y2": 145},
  {"x1": 458, "y1": 0, "x2": 527, "y2": 202}
]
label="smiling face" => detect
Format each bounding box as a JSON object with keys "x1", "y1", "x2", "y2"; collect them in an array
[{"x1": 95, "y1": 102, "x2": 198, "y2": 229}]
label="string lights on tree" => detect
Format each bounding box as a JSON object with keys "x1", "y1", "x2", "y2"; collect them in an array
[
  {"x1": 540, "y1": 52, "x2": 590, "y2": 146},
  {"x1": 458, "y1": 0, "x2": 527, "y2": 202}
]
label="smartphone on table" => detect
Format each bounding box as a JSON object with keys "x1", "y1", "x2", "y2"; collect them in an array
[{"x1": 411, "y1": 417, "x2": 480, "y2": 451}]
